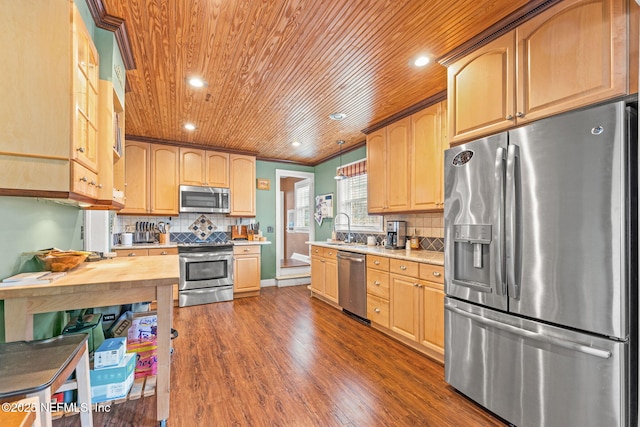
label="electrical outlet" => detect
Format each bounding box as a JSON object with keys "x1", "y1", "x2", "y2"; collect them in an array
[{"x1": 267, "y1": 226, "x2": 274, "y2": 233}]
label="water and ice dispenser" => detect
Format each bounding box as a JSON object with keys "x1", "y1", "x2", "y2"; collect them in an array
[{"x1": 452, "y1": 224, "x2": 492, "y2": 290}]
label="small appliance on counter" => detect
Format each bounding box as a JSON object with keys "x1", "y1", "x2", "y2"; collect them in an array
[{"x1": 385, "y1": 220, "x2": 406, "y2": 249}]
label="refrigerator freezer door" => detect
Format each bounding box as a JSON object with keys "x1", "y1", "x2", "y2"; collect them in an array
[
  {"x1": 445, "y1": 298, "x2": 628, "y2": 427},
  {"x1": 444, "y1": 133, "x2": 508, "y2": 311},
  {"x1": 508, "y1": 101, "x2": 629, "y2": 339}
]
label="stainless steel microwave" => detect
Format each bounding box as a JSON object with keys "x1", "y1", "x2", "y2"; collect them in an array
[{"x1": 179, "y1": 185, "x2": 230, "y2": 213}]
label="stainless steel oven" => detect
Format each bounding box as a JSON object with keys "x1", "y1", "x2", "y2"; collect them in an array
[{"x1": 178, "y1": 243, "x2": 234, "y2": 307}]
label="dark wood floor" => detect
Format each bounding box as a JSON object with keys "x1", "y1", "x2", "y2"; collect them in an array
[{"x1": 55, "y1": 285, "x2": 506, "y2": 426}]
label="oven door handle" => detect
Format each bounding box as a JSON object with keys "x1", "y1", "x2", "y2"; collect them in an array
[{"x1": 181, "y1": 252, "x2": 233, "y2": 261}]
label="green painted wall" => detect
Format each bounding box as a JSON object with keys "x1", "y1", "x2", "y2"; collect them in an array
[
  {"x1": 0, "y1": 197, "x2": 84, "y2": 342},
  {"x1": 313, "y1": 146, "x2": 367, "y2": 242},
  {"x1": 255, "y1": 161, "x2": 314, "y2": 280}
]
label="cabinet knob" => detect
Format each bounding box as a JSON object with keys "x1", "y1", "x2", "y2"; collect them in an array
[
  {"x1": 161, "y1": 251, "x2": 168, "y2": 255},
  {"x1": 77, "y1": 147, "x2": 85, "y2": 153},
  {"x1": 97, "y1": 184, "x2": 103, "y2": 189},
  {"x1": 400, "y1": 265, "x2": 407, "y2": 270},
  {"x1": 516, "y1": 112, "x2": 525, "y2": 118},
  {"x1": 374, "y1": 280, "x2": 380, "y2": 286},
  {"x1": 414, "y1": 283, "x2": 419, "y2": 287},
  {"x1": 374, "y1": 308, "x2": 381, "y2": 313},
  {"x1": 433, "y1": 271, "x2": 441, "y2": 277},
  {"x1": 506, "y1": 114, "x2": 514, "y2": 120},
  {"x1": 328, "y1": 251, "x2": 333, "y2": 256},
  {"x1": 374, "y1": 261, "x2": 380, "y2": 265},
  {"x1": 80, "y1": 176, "x2": 88, "y2": 182},
  {"x1": 89, "y1": 180, "x2": 96, "y2": 186},
  {"x1": 128, "y1": 253, "x2": 136, "y2": 257},
  {"x1": 244, "y1": 248, "x2": 250, "y2": 252}
]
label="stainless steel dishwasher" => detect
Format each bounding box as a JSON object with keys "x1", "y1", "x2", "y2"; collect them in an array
[{"x1": 337, "y1": 251, "x2": 368, "y2": 320}]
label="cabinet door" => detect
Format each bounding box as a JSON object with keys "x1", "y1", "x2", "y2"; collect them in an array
[
  {"x1": 411, "y1": 103, "x2": 442, "y2": 211},
  {"x1": 179, "y1": 148, "x2": 205, "y2": 186},
  {"x1": 122, "y1": 141, "x2": 150, "y2": 214},
  {"x1": 390, "y1": 274, "x2": 420, "y2": 341},
  {"x1": 516, "y1": 0, "x2": 626, "y2": 123},
  {"x1": 324, "y1": 258, "x2": 338, "y2": 303},
  {"x1": 310, "y1": 256, "x2": 325, "y2": 294},
  {"x1": 72, "y1": 5, "x2": 99, "y2": 173},
  {"x1": 206, "y1": 151, "x2": 230, "y2": 187},
  {"x1": 420, "y1": 281, "x2": 445, "y2": 353},
  {"x1": 386, "y1": 117, "x2": 411, "y2": 211},
  {"x1": 366, "y1": 128, "x2": 387, "y2": 213},
  {"x1": 229, "y1": 154, "x2": 256, "y2": 217},
  {"x1": 448, "y1": 31, "x2": 516, "y2": 144},
  {"x1": 234, "y1": 254, "x2": 260, "y2": 292},
  {"x1": 150, "y1": 145, "x2": 179, "y2": 215}
]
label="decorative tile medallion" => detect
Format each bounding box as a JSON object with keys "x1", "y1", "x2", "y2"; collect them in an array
[{"x1": 190, "y1": 215, "x2": 217, "y2": 241}]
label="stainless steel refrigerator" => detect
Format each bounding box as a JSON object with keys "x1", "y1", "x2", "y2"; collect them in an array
[{"x1": 443, "y1": 99, "x2": 637, "y2": 427}]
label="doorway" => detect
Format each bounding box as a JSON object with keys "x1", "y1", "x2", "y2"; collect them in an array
[{"x1": 275, "y1": 169, "x2": 314, "y2": 286}]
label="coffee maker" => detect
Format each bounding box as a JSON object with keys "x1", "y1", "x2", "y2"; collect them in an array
[{"x1": 385, "y1": 220, "x2": 407, "y2": 249}]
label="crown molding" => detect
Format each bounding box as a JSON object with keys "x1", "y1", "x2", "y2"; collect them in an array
[{"x1": 85, "y1": 0, "x2": 136, "y2": 70}]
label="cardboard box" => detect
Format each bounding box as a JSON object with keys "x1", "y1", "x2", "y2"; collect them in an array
[
  {"x1": 126, "y1": 311, "x2": 158, "y2": 378},
  {"x1": 90, "y1": 352, "x2": 135, "y2": 403},
  {"x1": 94, "y1": 337, "x2": 127, "y2": 369}
]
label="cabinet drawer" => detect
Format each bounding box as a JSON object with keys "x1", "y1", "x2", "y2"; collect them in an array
[
  {"x1": 367, "y1": 255, "x2": 389, "y2": 271},
  {"x1": 233, "y1": 245, "x2": 261, "y2": 255},
  {"x1": 71, "y1": 161, "x2": 98, "y2": 198},
  {"x1": 114, "y1": 248, "x2": 148, "y2": 257},
  {"x1": 367, "y1": 269, "x2": 390, "y2": 299},
  {"x1": 322, "y1": 247, "x2": 338, "y2": 259},
  {"x1": 148, "y1": 247, "x2": 178, "y2": 256},
  {"x1": 367, "y1": 293, "x2": 390, "y2": 328},
  {"x1": 390, "y1": 258, "x2": 419, "y2": 277},
  {"x1": 420, "y1": 263, "x2": 444, "y2": 285},
  {"x1": 310, "y1": 245, "x2": 323, "y2": 256}
]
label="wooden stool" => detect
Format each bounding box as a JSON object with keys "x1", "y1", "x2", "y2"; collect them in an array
[{"x1": 0, "y1": 334, "x2": 93, "y2": 427}]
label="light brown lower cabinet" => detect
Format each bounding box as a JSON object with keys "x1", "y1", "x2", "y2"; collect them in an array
[
  {"x1": 114, "y1": 247, "x2": 179, "y2": 303},
  {"x1": 310, "y1": 246, "x2": 338, "y2": 304},
  {"x1": 233, "y1": 245, "x2": 261, "y2": 297}
]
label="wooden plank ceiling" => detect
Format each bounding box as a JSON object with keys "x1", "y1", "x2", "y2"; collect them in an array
[{"x1": 104, "y1": 0, "x2": 529, "y2": 165}]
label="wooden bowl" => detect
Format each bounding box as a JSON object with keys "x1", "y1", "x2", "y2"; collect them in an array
[{"x1": 36, "y1": 251, "x2": 90, "y2": 272}]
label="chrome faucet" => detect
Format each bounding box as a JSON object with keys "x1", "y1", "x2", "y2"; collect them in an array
[{"x1": 334, "y1": 212, "x2": 352, "y2": 243}]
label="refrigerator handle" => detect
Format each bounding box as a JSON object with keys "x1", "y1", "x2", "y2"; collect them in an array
[
  {"x1": 506, "y1": 144, "x2": 520, "y2": 299},
  {"x1": 493, "y1": 147, "x2": 506, "y2": 295},
  {"x1": 445, "y1": 303, "x2": 612, "y2": 359}
]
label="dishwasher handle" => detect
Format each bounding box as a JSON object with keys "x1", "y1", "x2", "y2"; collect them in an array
[{"x1": 337, "y1": 252, "x2": 365, "y2": 262}]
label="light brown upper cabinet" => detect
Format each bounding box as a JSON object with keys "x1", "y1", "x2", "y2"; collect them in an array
[
  {"x1": 448, "y1": 0, "x2": 630, "y2": 144},
  {"x1": 367, "y1": 117, "x2": 411, "y2": 213},
  {"x1": 0, "y1": 2, "x2": 100, "y2": 201},
  {"x1": 229, "y1": 154, "x2": 256, "y2": 217},
  {"x1": 179, "y1": 148, "x2": 229, "y2": 187},
  {"x1": 121, "y1": 142, "x2": 179, "y2": 215},
  {"x1": 411, "y1": 101, "x2": 448, "y2": 211}
]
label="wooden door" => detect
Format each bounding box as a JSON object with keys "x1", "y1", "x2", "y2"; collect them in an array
[
  {"x1": 229, "y1": 154, "x2": 256, "y2": 217},
  {"x1": 122, "y1": 141, "x2": 149, "y2": 214},
  {"x1": 420, "y1": 281, "x2": 445, "y2": 353},
  {"x1": 448, "y1": 31, "x2": 516, "y2": 144},
  {"x1": 206, "y1": 151, "x2": 229, "y2": 187},
  {"x1": 324, "y1": 258, "x2": 338, "y2": 303},
  {"x1": 390, "y1": 274, "x2": 419, "y2": 342},
  {"x1": 310, "y1": 256, "x2": 325, "y2": 294},
  {"x1": 179, "y1": 148, "x2": 205, "y2": 186},
  {"x1": 386, "y1": 117, "x2": 411, "y2": 211},
  {"x1": 234, "y1": 255, "x2": 260, "y2": 292},
  {"x1": 411, "y1": 103, "x2": 442, "y2": 211},
  {"x1": 516, "y1": 0, "x2": 626, "y2": 124},
  {"x1": 150, "y1": 145, "x2": 179, "y2": 215},
  {"x1": 366, "y1": 128, "x2": 387, "y2": 213}
]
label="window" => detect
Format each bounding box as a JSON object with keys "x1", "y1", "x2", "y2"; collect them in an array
[
  {"x1": 294, "y1": 179, "x2": 310, "y2": 231},
  {"x1": 336, "y1": 161, "x2": 383, "y2": 232}
]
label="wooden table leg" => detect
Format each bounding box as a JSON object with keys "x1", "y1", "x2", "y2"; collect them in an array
[
  {"x1": 75, "y1": 341, "x2": 93, "y2": 427},
  {"x1": 4, "y1": 298, "x2": 33, "y2": 342},
  {"x1": 155, "y1": 285, "x2": 172, "y2": 424}
]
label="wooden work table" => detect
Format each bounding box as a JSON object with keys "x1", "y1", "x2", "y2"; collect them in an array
[{"x1": 0, "y1": 255, "x2": 179, "y2": 426}]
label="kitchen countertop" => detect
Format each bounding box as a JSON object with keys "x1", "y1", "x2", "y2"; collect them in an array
[
  {"x1": 307, "y1": 241, "x2": 444, "y2": 266},
  {"x1": 112, "y1": 240, "x2": 271, "y2": 250}
]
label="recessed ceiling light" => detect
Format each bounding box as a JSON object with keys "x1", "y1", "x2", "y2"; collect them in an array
[
  {"x1": 414, "y1": 55, "x2": 430, "y2": 67},
  {"x1": 187, "y1": 77, "x2": 206, "y2": 88},
  {"x1": 291, "y1": 141, "x2": 301, "y2": 147},
  {"x1": 329, "y1": 112, "x2": 347, "y2": 121},
  {"x1": 184, "y1": 123, "x2": 196, "y2": 131}
]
